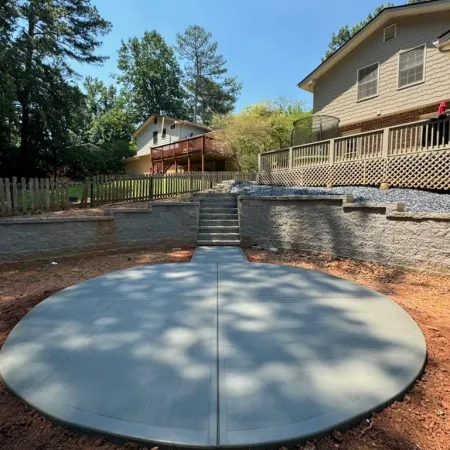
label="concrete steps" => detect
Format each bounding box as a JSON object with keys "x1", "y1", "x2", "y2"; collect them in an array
[{"x1": 197, "y1": 194, "x2": 240, "y2": 246}]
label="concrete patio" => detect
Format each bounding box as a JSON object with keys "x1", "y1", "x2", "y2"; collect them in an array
[{"x1": 0, "y1": 247, "x2": 427, "y2": 448}]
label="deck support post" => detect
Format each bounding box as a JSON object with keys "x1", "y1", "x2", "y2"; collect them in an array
[{"x1": 201, "y1": 135, "x2": 206, "y2": 174}]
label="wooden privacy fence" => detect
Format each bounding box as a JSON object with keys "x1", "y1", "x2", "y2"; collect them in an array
[
  {"x1": 0, "y1": 172, "x2": 256, "y2": 216},
  {"x1": 259, "y1": 117, "x2": 450, "y2": 190},
  {"x1": 0, "y1": 177, "x2": 75, "y2": 216}
]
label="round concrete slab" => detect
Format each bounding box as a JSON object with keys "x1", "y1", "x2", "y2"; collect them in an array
[{"x1": 0, "y1": 251, "x2": 426, "y2": 449}]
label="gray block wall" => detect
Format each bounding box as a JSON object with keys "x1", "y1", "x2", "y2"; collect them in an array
[
  {"x1": 0, "y1": 203, "x2": 199, "y2": 261},
  {"x1": 111, "y1": 203, "x2": 199, "y2": 248},
  {"x1": 239, "y1": 196, "x2": 450, "y2": 274}
]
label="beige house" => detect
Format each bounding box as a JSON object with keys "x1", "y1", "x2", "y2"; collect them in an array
[
  {"x1": 298, "y1": 0, "x2": 450, "y2": 134},
  {"x1": 125, "y1": 115, "x2": 211, "y2": 174}
]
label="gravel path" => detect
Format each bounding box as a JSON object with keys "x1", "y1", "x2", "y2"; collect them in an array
[{"x1": 229, "y1": 182, "x2": 450, "y2": 213}]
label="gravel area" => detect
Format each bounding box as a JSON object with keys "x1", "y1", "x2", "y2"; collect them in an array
[{"x1": 229, "y1": 182, "x2": 450, "y2": 213}]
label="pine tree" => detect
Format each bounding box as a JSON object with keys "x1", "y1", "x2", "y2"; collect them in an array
[
  {"x1": 10, "y1": 0, "x2": 111, "y2": 175},
  {"x1": 175, "y1": 25, "x2": 241, "y2": 125},
  {"x1": 323, "y1": 1, "x2": 433, "y2": 60}
]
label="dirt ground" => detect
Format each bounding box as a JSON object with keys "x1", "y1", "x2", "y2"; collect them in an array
[
  {"x1": 0, "y1": 248, "x2": 449, "y2": 450},
  {"x1": 245, "y1": 249, "x2": 450, "y2": 450}
]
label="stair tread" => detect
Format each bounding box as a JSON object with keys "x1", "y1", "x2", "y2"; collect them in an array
[
  {"x1": 200, "y1": 214, "x2": 238, "y2": 217},
  {"x1": 197, "y1": 241, "x2": 241, "y2": 246},
  {"x1": 198, "y1": 226, "x2": 239, "y2": 230}
]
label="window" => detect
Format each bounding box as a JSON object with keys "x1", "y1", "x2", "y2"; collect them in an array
[
  {"x1": 357, "y1": 63, "x2": 379, "y2": 101},
  {"x1": 398, "y1": 45, "x2": 425, "y2": 88},
  {"x1": 153, "y1": 131, "x2": 158, "y2": 144},
  {"x1": 153, "y1": 117, "x2": 157, "y2": 124},
  {"x1": 170, "y1": 124, "x2": 176, "y2": 130},
  {"x1": 162, "y1": 128, "x2": 166, "y2": 138},
  {"x1": 383, "y1": 24, "x2": 396, "y2": 43}
]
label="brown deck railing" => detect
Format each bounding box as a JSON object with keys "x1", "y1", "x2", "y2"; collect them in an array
[
  {"x1": 151, "y1": 133, "x2": 226, "y2": 161},
  {"x1": 259, "y1": 116, "x2": 450, "y2": 190}
]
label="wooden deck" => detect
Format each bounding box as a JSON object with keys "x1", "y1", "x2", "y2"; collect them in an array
[{"x1": 151, "y1": 133, "x2": 230, "y2": 174}]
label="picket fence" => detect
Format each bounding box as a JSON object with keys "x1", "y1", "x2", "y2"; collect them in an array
[{"x1": 0, "y1": 172, "x2": 256, "y2": 216}]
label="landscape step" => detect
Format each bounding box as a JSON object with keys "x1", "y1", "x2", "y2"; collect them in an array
[
  {"x1": 199, "y1": 197, "x2": 237, "y2": 202},
  {"x1": 198, "y1": 226, "x2": 240, "y2": 233},
  {"x1": 197, "y1": 193, "x2": 239, "y2": 246},
  {"x1": 199, "y1": 219, "x2": 239, "y2": 226},
  {"x1": 200, "y1": 214, "x2": 239, "y2": 220},
  {"x1": 197, "y1": 240, "x2": 241, "y2": 246},
  {"x1": 201, "y1": 203, "x2": 237, "y2": 208},
  {"x1": 201, "y1": 207, "x2": 237, "y2": 212},
  {"x1": 196, "y1": 194, "x2": 237, "y2": 198},
  {"x1": 197, "y1": 233, "x2": 240, "y2": 240}
]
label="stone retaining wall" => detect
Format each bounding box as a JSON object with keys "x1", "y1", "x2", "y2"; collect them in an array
[
  {"x1": 239, "y1": 196, "x2": 450, "y2": 274},
  {"x1": 0, "y1": 203, "x2": 199, "y2": 261}
]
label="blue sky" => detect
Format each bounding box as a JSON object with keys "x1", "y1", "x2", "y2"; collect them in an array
[{"x1": 75, "y1": 0, "x2": 405, "y2": 112}]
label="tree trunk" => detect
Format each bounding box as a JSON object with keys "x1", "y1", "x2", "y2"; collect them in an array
[
  {"x1": 19, "y1": 17, "x2": 36, "y2": 176},
  {"x1": 193, "y1": 54, "x2": 199, "y2": 123}
]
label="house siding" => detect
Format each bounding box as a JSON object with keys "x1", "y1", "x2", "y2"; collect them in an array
[
  {"x1": 313, "y1": 11, "x2": 450, "y2": 127},
  {"x1": 136, "y1": 119, "x2": 206, "y2": 156},
  {"x1": 125, "y1": 155, "x2": 151, "y2": 174}
]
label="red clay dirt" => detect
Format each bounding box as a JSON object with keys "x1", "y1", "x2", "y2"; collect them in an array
[{"x1": 0, "y1": 248, "x2": 449, "y2": 450}]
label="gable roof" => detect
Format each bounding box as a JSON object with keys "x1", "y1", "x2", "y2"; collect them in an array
[
  {"x1": 298, "y1": 0, "x2": 450, "y2": 92},
  {"x1": 132, "y1": 114, "x2": 211, "y2": 138}
]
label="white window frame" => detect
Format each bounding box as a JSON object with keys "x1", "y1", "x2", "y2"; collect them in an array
[
  {"x1": 397, "y1": 44, "x2": 426, "y2": 90},
  {"x1": 170, "y1": 124, "x2": 176, "y2": 130},
  {"x1": 383, "y1": 24, "x2": 397, "y2": 43},
  {"x1": 356, "y1": 62, "x2": 380, "y2": 102}
]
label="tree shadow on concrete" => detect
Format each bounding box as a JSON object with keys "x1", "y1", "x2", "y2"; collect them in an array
[{"x1": 0, "y1": 259, "x2": 425, "y2": 448}]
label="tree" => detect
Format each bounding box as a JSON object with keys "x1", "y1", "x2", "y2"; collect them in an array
[
  {"x1": 0, "y1": 0, "x2": 111, "y2": 176},
  {"x1": 323, "y1": 4, "x2": 393, "y2": 60},
  {"x1": 323, "y1": 1, "x2": 432, "y2": 60},
  {"x1": 117, "y1": 31, "x2": 186, "y2": 124},
  {"x1": 212, "y1": 99, "x2": 310, "y2": 171},
  {"x1": 175, "y1": 25, "x2": 241, "y2": 124},
  {"x1": 82, "y1": 77, "x2": 134, "y2": 145}
]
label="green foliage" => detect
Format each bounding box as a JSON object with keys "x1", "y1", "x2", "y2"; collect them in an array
[
  {"x1": 175, "y1": 25, "x2": 241, "y2": 125},
  {"x1": 323, "y1": 1, "x2": 432, "y2": 60},
  {"x1": 0, "y1": 4, "x2": 242, "y2": 178},
  {"x1": 81, "y1": 77, "x2": 134, "y2": 145},
  {"x1": 117, "y1": 31, "x2": 186, "y2": 124},
  {"x1": 0, "y1": 0, "x2": 112, "y2": 178},
  {"x1": 323, "y1": 4, "x2": 393, "y2": 60},
  {"x1": 212, "y1": 98, "x2": 310, "y2": 172},
  {"x1": 64, "y1": 141, "x2": 134, "y2": 180}
]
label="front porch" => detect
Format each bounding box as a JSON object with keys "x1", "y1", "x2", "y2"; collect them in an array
[{"x1": 259, "y1": 116, "x2": 450, "y2": 190}]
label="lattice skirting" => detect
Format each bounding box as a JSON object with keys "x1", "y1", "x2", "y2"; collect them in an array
[{"x1": 258, "y1": 149, "x2": 450, "y2": 190}]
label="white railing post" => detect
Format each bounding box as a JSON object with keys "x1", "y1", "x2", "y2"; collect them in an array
[
  {"x1": 329, "y1": 139, "x2": 335, "y2": 165},
  {"x1": 288, "y1": 147, "x2": 293, "y2": 170},
  {"x1": 258, "y1": 153, "x2": 262, "y2": 172},
  {"x1": 382, "y1": 127, "x2": 390, "y2": 157}
]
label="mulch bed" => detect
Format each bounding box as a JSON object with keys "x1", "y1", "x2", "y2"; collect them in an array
[{"x1": 0, "y1": 248, "x2": 449, "y2": 449}]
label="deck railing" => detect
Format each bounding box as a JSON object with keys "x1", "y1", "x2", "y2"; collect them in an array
[
  {"x1": 258, "y1": 116, "x2": 450, "y2": 190},
  {"x1": 151, "y1": 133, "x2": 226, "y2": 161}
]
